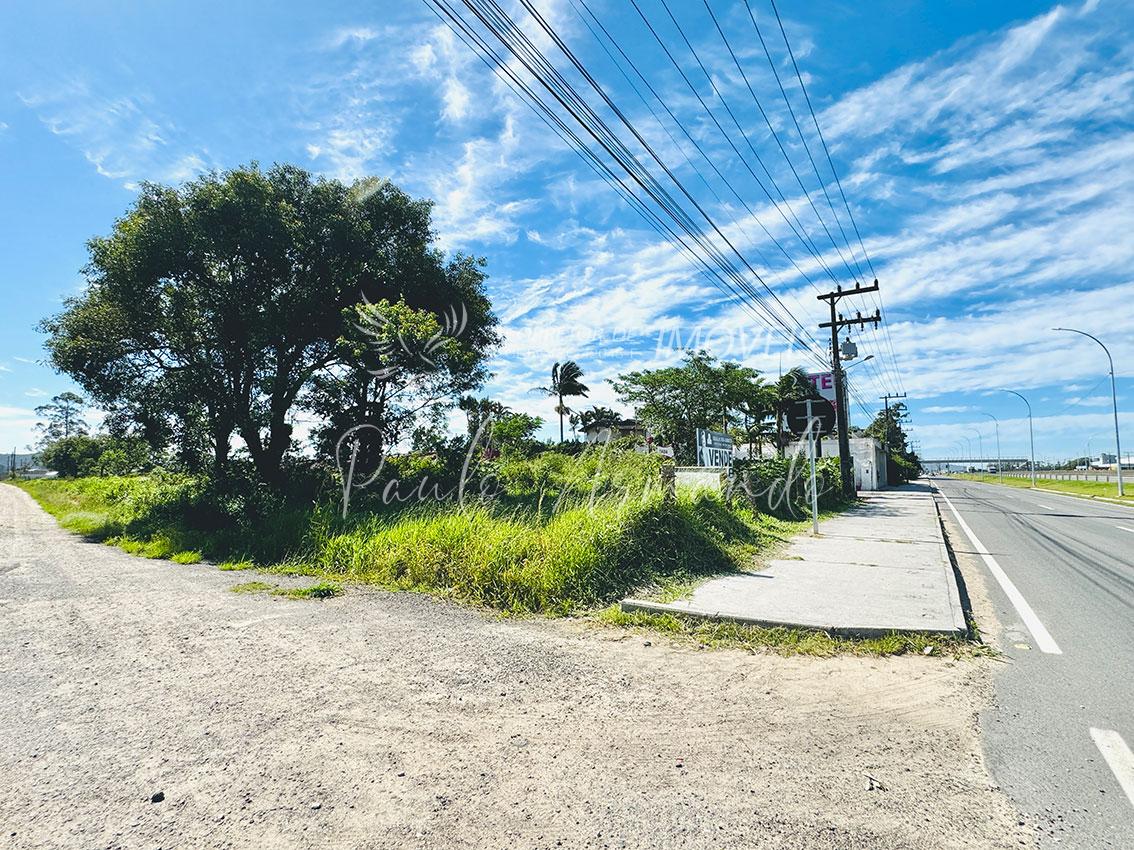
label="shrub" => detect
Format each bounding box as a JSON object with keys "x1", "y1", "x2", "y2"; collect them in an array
[{"x1": 729, "y1": 454, "x2": 842, "y2": 517}]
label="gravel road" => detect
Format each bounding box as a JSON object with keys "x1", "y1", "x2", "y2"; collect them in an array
[{"x1": 0, "y1": 482, "x2": 1031, "y2": 849}]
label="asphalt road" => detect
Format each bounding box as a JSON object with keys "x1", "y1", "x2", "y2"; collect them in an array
[{"x1": 931, "y1": 477, "x2": 1134, "y2": 848}]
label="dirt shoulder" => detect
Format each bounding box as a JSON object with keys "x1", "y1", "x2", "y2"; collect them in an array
[{"x1": 0, "y1": 482, "x2": 1030, "y2": 849}]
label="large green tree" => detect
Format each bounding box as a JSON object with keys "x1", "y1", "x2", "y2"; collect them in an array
[
  {"x1": 865, "y1": 401, "x2": 920, "y2": 482},
  {"x1": 41, "y1": 165, "x2": 497, "y2": 485},
  {"x1": 611, "y1": 350, "x2": 773, "y2": 464}
]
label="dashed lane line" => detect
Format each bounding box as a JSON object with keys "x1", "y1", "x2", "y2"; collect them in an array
[{"x1": 1090, "y1": 728, "x2": 1134, "y2": 810}]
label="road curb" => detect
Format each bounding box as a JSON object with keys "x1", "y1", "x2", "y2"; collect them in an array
[
  {"x1": 618, "y1": 597, "x2": 966, "y2": 639},
  {"x1": 929, "y1": 492, "x2": 970, "y2": 636}
]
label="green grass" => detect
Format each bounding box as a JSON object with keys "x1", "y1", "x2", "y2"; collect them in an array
[
  {"x1": 15, "y1": 461, "x2": 994, "y2": 655},
  {"x1": 276, "y1": 582, "x2": 341, "y2": 600},
  {"x1": 218, "y1": 559, "x2": 256, "y2": 571},
  {"x1": 302, "y1": 491, "x2": 820, "y2": 615},
  {"x1": 596, "y1": 606, "x2": 995, "y2": 658},
  {"x1": 956, "y1": 472, "x2": 1134, "y2": 503},
  {"x1": 229, "y1": 580, "x2": 340, "y2": 600},
  {"x1": 16, "y1": 468, "x2": 831, "y2": 616}
]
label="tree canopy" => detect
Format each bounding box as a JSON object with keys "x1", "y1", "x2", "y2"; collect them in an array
[
  {"x1": 865, "y1": 401, "x2": 920, "y2": 482},
  {"x1": 34, "y1": 392, "x2": 89, "y2": 446},
  {"x1": 611, "y1": 351, "x2": 775, "y2": 464},
  {"x1": 41, "y1": 164, "x2": 498, "y2": 485}
]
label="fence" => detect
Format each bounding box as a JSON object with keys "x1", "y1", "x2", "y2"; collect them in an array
[{"x1": 997, "y1": 470, "x2": 1122, "y2": 484}]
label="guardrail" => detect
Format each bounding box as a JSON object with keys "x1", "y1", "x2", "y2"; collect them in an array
[{"x1": 990, "y1": 470, "x2": 1121, "y2": 484}]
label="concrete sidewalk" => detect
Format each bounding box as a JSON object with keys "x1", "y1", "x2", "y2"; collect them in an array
[{"x1": 623, "y1": 484, "x2": 967, "y2": 637}]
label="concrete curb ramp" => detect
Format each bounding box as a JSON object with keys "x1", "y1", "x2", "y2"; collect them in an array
[{"x1": 622, "y1": 484, "x2": 967, "y2": 638}]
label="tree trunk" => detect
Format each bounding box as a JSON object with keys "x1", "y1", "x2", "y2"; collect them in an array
[{"x1": 558, "y1": 392, "x2": 564, "y2": 442}]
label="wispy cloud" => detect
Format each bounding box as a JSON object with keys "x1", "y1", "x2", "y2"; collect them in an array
[
  {"x1": 18, "y1": 79, "x2": 212, "y2": 187},
  {"x1": 323, "y1": 26, "x2": 382, "y2": 50}
]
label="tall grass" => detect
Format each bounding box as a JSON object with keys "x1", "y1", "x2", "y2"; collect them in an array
[
  {"x1": 15, "y1": 447, "x2": 823, "y2": 614},
  {"x1": 304, "y1": 491, "x2": 796, "y2": 613},
  {"x1": 15, "y1": 473, "x2": 308, "y2": 563}
]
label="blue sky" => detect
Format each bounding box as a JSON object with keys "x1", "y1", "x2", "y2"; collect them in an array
[{"x1": 1, "y1": 0, "x2": 1131, "y2": 464}]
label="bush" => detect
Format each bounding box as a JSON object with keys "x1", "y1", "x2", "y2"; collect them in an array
[
  {"x1": 730, "y1": 454, "x2": 842, "y2": 517},
  {"x1": 17, "y1": 469, "x2": 314, "y2": 564},
  {"x1": 20, "y1": 445, "x2": 845, "y2": 616},
  {"x1": 39, "y1": 435, "x2": 153, "y2": 478}
]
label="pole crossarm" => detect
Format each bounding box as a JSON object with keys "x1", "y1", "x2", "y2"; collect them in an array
[
  {"x1": 816, "y1": 281, "x2": 880, "y2": 303},
  {"x1": 819, "y1": 309, "x2": 881, "y2": 330}
]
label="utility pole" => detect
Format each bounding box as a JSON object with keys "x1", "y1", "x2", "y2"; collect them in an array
[
  {"x1": 818, "y1": 281, "x2": 881, "y2": 499},
  {"x1": 879, "y1": 391, "x2": 907, "y2": 464}
]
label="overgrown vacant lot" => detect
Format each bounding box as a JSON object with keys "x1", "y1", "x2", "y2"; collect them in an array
[{"x1": 16, "y1": 448, "x2": 841, "y2": 616}]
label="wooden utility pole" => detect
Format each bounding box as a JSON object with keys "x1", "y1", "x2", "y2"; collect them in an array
[
  {"x1": 879, "y1": 392, "x2": 907, "y2": 487},
  {"x1": 818, "y1": 281, "x2": 881, "y2": 499},
  {"x1": 879, "y1": 392, "x2": 907, "y2": 454}
]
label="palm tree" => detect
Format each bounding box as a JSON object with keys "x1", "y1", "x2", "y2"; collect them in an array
[{"x1": 536, "y1": 361, "x2": 589, "y2": 442}]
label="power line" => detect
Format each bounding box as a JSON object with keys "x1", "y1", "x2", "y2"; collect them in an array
[
  {"x1": 427, "y1": 0, "x2": 830, "y2": 367},
  {"x1": 700, "y1": 0, "x2": 865, "y2": 290},
  {"x1": 509, "y1": 0, "x2": 829, "y2": 359},
  {"x1": 764, "y1": 0, "x2": 907, "y2": 396},
  {"x1": 569, "y1": 0, "x2": 829, "y2": 304}
]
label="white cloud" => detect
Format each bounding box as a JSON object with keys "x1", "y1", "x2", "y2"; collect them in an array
[
  {"x1": 441, "y1": 77, "x2": 472, "y2": 123},
  {"x1": 18, "y1": 80, "x2": 212, "y2": 186},
  {"x1": 324, "y1": 27, "x2": 381, "y2": 49}
]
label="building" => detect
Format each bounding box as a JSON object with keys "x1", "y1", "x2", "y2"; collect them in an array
[
  {"x1": 580, "y1": 418, "x2": 648, "y2": 444},
  {"x1": 779, "y1": 436, "x2": 889, "y2": 491}
]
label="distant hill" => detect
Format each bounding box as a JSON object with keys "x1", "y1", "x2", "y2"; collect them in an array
[{"x1": 2, "y1": 453, "x2": 38, "y2": 475}]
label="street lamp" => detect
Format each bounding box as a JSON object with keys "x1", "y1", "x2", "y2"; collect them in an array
[
  {"x1": 969, "y1": 428, "x2": 984, "y2": 461},
  {"x1": 1054, "y1": 328, "x2": 1124, "y2": 497},
  {"x1": 844, "y1": 354, "x2": 875, "y2": 372},
  {"x1": 982, "y1": 412, "x2": 1002, "y2": 483},
  {"x1": 1001, "y1": 389, "x2": 1036, "y2": 488}
]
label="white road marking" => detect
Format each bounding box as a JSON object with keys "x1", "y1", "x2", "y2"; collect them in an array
[
  {"x1": 935, "y1": 485, "x2": 1062, "y2": 654},
  {"x1": 1090, "y1": 728, "x2": 1134, "y2": 809},
  {"x1": 1117, "y1": 526, "x2": 1134, "y2": 534},
  {"x1": 1036, "y1": 503, "x2": 1055, "y2": 510}
]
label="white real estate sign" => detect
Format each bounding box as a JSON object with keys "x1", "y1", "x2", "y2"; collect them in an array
[{"x1": 695, "y1": 428, "x2": 733, "y2": 468}]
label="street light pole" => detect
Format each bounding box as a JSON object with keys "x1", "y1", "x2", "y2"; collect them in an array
[
  {"x1": 982, "y1": 412, "x2": 1002, "y2": 483},
  {"x1": 969, "y1": 428, "x2": 984, "y2": 462},
  {"x1": 1001, "y1": 389, "x2": 1036, "y2": 488},
  {"x1": 1054, "y1": 328, "x2": 1124, "y2": 497}
]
